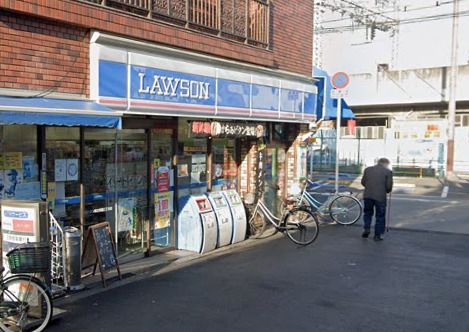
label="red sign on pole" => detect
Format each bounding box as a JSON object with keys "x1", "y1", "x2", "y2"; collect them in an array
[{"x1": 331, "y1": 72, "x2": 350, "y2": 90}]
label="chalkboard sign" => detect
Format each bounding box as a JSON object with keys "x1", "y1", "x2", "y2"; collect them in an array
[
  {"x1": 82, "y1": 222, "x2": 121, "y2": 288},
  {"x1": 93, "y1": 225, "x2": 117, "y2": 270}
]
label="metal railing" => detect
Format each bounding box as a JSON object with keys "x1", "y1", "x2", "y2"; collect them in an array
[
  {"x1": 247, "y1": 0, "x2": 269, "y2": 45},
  {"x1": 50, "y1": 212, "x2": 68, "y2": 290},
  {"x1": 80, "y1": 0, "x2": 270, "y2": 47},
  {"x1": 189, "y1": 0, "x2": 221, "y2": 30}
]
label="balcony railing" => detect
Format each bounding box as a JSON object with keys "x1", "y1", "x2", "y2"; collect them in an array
[{"x1": 81, "y1": 0, "x2": 270, "y2": 47}]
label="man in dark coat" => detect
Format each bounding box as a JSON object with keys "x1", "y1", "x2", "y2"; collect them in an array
[{"x1": 361, "y1": 158, "x2": 393, "y2": 241}]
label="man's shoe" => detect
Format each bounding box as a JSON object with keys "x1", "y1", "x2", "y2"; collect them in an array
[
  {"x1": 362, "y1": 229, "x2": 370, "y2": 238},
  {"x1": 373, "y1": 235, "x2": 384, "y2": 241}
]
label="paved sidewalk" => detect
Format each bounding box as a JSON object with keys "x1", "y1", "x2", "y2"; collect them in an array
[{"x1": 56, "y1": 236, "x2": 278, "y2": 305}]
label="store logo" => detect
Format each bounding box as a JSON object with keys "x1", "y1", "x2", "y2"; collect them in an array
[
  {"x1": 138, "y1": 73, "x2": 210, "y2": 100},
  {"x1": 4, "y1": 210, "x2": 29, "y2": 219}
]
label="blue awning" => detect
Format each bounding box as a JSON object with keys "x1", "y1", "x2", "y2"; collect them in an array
[
  {"x1": 314, "y1": 68, "x2": 355, "y2": 120},
  {"x1": 0, "y1": 97, "x2": 122, "y2": 128}
]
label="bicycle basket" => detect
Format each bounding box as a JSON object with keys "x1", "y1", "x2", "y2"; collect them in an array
[{"x1": 6, "y1": 242, "x2": 51, "y2": 274}]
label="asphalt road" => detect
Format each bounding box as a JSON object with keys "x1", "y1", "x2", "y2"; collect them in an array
[
  {"x1": 384, "y1": 194, "x2": 469, "y2": 234},
  {"x1": 49, "y1": 226, "x2": 469, "y2": 332},
  {"x1": 347, "y1": 175, "x2": 469, "y2": 234}
]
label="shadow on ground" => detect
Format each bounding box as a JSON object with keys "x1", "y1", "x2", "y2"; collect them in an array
[{"x1": 48, "y1": 226, "x2": 469, "y2": 332}]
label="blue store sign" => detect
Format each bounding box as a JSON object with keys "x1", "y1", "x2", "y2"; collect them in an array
[{"x1": 98, "y1": 55, "x2": 317, "y2": 123}]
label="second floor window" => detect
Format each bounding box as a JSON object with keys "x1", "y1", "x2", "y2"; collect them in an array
[
  {"x1": 190, "y1": 0, "x2": 220, "y2": 30},
  {"x1": 248, "y1": 0, "x2": 269, "y2": 45}
]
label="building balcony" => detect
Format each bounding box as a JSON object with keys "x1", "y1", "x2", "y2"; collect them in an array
[{"x1": 79, "y1": 0, "x2": 270, "y2": 48}]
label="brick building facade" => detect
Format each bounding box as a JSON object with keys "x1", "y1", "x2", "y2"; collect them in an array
[
  {"x1": 0, "y1": 0, "x2": 313, "y2": 97},
  {"x1": 0, "y1": 0, "x2": 316, "y2": 257}
]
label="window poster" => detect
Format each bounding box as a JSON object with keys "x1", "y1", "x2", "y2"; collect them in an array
[
  {"x1": 22, "y1": 156, "x2": 38, "y2": 181},
  {"x1": 177, "y1": 164, "x2": 189, "y2": 178},
  {"x1": 157, "y1": 166, "x2": 170, "y2": 192},
  {"x1": 3, "y1": 152, "x2": 22, "y2": 170},
  {"x1": 0, "y1": 171, "x2": 4, "y2": 199},
  {"x1": 66, "y1": 159, "x2": 79, "y2": 181},
  {"x1": 14, "y1": 182, "x2": 40, "y2": 200},
  {"x1": 47, "y1": 182, "x2": 56, "y2": 210},
  {"x1": 191, "y1": 153, "x2": 206, "y2": 184},
  {"x1": 4, "y1": 168, "x2": 23, "y2": 198},
  {"x1": 117, "y1": 198, "x2": 136, "y2": 232},
  {"x1": 154, "y1": 192, "x2": 171, "y2": 229},
  {"x1": 54, "y1": 159, "x2": 67, "y2": 182}
]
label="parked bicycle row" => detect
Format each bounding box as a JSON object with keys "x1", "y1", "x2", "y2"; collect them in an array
[{"x1": 247, "y1": 178, "x2": 363, "y2": 246}]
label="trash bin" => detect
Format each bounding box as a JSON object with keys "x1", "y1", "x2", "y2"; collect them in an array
[{"x1": 64, "y1": 227, "x2": 84, "y2": 291}]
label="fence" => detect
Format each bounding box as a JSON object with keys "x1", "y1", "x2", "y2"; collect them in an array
[{"x1": 310, "y1": 128, "x2": 469, "y2": 177}]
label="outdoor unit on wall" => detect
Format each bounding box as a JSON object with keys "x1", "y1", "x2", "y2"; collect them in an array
[{"x1": 356, "y1": 126, "x2": 386, "y2": 139}]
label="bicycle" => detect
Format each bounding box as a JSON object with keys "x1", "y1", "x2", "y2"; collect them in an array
[
  {"x1": 293, "y1": 179, "x2": 363, "y2": 225},
  {"x1": 247, "y1": 193, "x2": 319, "y2": 246},
  {"x1": 0, "y1": 242, "x2": 53, "y2": 332}
]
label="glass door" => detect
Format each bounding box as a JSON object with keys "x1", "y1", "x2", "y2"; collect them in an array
[
  {"x1": 114, "y1": 129, "x2": 148, "y2": 254},
  {"x1": 151, "y1": 127, "x2": 175, "y2": 248},
  {"x1": 264, "y1": 146, "x2": 286, "y2": 215},
  {"x1": 46, "y1": 127, "x2": 80, "y2": 228},
  {"x1": 83, "y1": 128, "x2": 116, "y2": 230}
]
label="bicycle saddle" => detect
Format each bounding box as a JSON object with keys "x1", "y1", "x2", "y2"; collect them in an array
[{"x1": 283, "y1": 196, "x2": 298, "y2": 205}]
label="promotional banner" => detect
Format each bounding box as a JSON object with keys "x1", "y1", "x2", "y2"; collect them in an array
[
  {"x1": 157, "y1": 166, "x2": 170, "y2": 192},
  {"x1": 1, "y1": 204, "x2": 38, "y2": 272},
  {"x1": 154, "y1": 192, "x2": 171, "y2": 229}
]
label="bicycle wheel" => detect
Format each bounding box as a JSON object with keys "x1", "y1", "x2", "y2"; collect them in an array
[
  {"x1": 249, "y1": 210, "x2": 267, "y2": 238},
  {"x1": 0, "y1": 275, "x2": 53, "y2": 332},
  {"x1": 329, "y1": 195, "x2": 363, "y2": 225},
  {"x1": 284, "y1": 208, "x2": 319, "y2": 246}
]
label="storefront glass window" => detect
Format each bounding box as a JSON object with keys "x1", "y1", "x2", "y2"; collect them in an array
[
  {"x1": 0, "y1": 125, "x2": 39, "y2": 200},
  {"x1": 212, "y1": 138, "x2": 238, "y2": 192},
  {"x1": 177, "y1": 119, "x2": 207, "y2": 198},
  {"x1": 46, "y1": 127, "x2": 80, "y2": 228}
]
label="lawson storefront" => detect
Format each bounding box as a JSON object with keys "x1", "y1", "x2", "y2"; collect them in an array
[{"x1": 86, "y1": 32, "x2": 317, "y2": 255}]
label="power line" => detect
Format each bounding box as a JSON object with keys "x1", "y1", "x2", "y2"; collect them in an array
[
  {"x1": 315, "y1": 0, "x2": 397, "y2": 33},
  {"x1": 318, "y1": 0, "x2": 467, "y2": 25},
  {"x1": 339, "y1": 0, "x2": 396, "y2": 21},
  {"x1": 316, "y1": 9, "x2": 469, "y2": 34},
  {"x1": 316, "y1": 0, "x2": 469, "y2": 24}
]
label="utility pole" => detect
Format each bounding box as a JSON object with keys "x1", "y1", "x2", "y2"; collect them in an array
[
  {"x1": 335, "y1": 98, "x2": 342, "y2": 194},
  {"x1": 447, "y1": 0, "x2": 460, "y2": 174}
]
